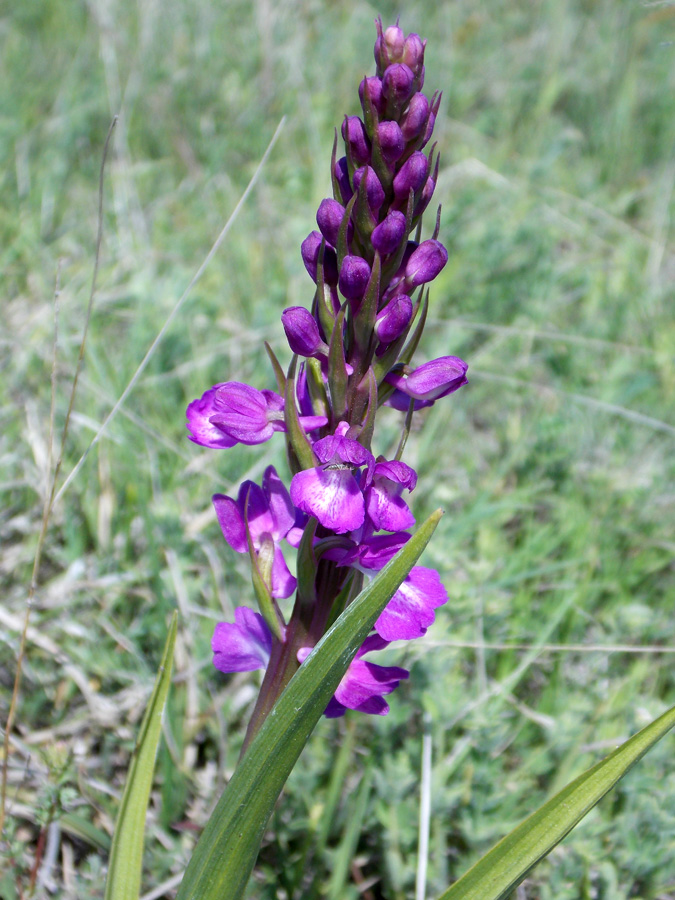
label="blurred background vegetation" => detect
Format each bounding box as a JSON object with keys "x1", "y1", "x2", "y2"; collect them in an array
[{"x1": 1, "y1": 0, "x2": 674, "y2": 897}]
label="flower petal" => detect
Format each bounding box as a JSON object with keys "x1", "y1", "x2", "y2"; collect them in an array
[
  {"x1": 186, "y1": 385, "x2": 237, "y2": 449},
  {"x1": 212, "y1": 607, "x2": 272, "y2": 673},
  {"x1": 374, "y1": 565, "x2": 447, "y2": 641},
  {"x1": 290, "y1": 467, "x2": 365, "y2": 534}
]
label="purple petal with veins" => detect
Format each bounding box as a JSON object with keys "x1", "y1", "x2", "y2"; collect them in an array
[
  {"x1": 186, "y1": 385, "x2": 237, "y2": 449},
  {"x1": 212, "y1": 607, "x2": 272, "y2": 673},
  {"x1": 374, "y1": 566, "x2": 447, "y2": 641}
]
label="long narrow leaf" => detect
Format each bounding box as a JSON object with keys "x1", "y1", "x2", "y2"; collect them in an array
[
  {"x1": 176, "y1": 509, "x2": 443, "y2": 900},
  {"x1": 437, "y1": 701, "x2": 675, "y2": 900},
  {"x1": 104, "y1": 612, "x2": 178, "y2": 900}
]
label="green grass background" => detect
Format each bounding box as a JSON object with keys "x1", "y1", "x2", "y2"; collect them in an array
[{"x1": 2, "y1": 1, "x2": 674, "y2": 897}]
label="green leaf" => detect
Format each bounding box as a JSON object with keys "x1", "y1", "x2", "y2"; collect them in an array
[
  {"x1": 175, "y1": 509, "x2": 443, "y2": 900},
  {"x1": 436, "y1": 701, "x2": 675, "y2": 900},
  {"x1": 104, "y1": 612, "x2": 178, "y2": 900}
]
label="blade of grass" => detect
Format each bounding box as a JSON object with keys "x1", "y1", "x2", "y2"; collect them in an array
[
  {"x1": 436, "y1": 700, "x2": 675, "y2": 900},
  {"x1": 104, "y1": 612, "x2": 178, "y2": 900}
]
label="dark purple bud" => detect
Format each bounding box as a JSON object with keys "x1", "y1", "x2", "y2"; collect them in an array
[
  {"x1": 301, "y1": 230, "x2": 338, "y2": 284},
  {"x1": 385, "y1": 356, "x2": 468, "y2": 402},
  {"x1": 375, "y1": 294, "x2": 413, "y2": 343},
  {"x1": 414, "y1": 177, "x2": 435, "y2": 217},
  {"x1": 353, "y1": 165, "x2": 385, "y2": 215},
  {"x1": 359, "y1": 76, "x2": 386, "y2": 118},
  {"x1": 342, "y1": 116, "x2": 371, "y2": 166},
  {"x1": 400, "y1": 92, "x2": 429, "y2": 142},
  {"x1": 393, "y1": 151, "x2": 429, "y2": 202},
  {"x1": 334, "y1": 156, "x2": 352, "y2": 205},
  {"x1": 382, "y1": 63, "x2": 415, "y2": 108},
  {"x1": 281, "y1": 307, "x2": 328, "y2": 358},
  {"x1": 405, "y1": 239, "x2": 448, "y2": 287},
  {"x1": 401, "y1": 33, "x2": 426, "y2": 77},
  {"x1": 339, "y1": 255, "x2": 372, "y2": 302},
  {"x1": 377, "y1": 121, "x2": 405, "y2": 166},
  {"x1": 375, "y1": 19, "x2": 405, "y2": 70},
  {"x1": 317, "y1": 198, "x2": 352, "y2": 247},
  {"x1": 371, "y1": 210, "x2": 407, "y2": 256}
]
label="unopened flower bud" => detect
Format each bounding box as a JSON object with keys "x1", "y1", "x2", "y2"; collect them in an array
[
  {"x1": 404, "y1": 239, "x2": 447, "y2": 287},
  {"x1": 334, "y1": 156, "x2": 353, "y2": 204},
  {"x1": 353, "y1": 165, "x2": 386, "y2": 215},
  {"x1": 359, "y1": 75, "x2": 386, "y2": 118},
  {"x1": 301, "y1": 231, "x2": 338, "y2": 284},
  {"x1": 401, "y1": 33, "x2": 425, "y2": 76},
  {"x1": 375, "y1": 21, "x2": 405, "y2": 70},
  {"x1": 377, "y1": 121, "x2": 405, "y2": 166},
  {"x1": 371, "y1": 210, "x2": 407, "y2": 256},
  {"x1": 281, "y1": 307, "x2": 328, "y2": 358},
  {"x1": 385, "y1": 356, "x2": 468, "y2": 403},
  {"x1": 375, "y1": 293, "x2": 413, "y2": 343},
  {"x1": 400, "y1": 92, "x2": 429, "y2": 142},
  {"x1": 339, "y1": 255, "x2": 371, "y2": 302},
  {"x1": 342, "y1": 116, "x2": 371, "y2": 166},
  {"x1": 317, "y1": 198, "x2": 352, "y2": 247},
  {"x1": 393, "y1": 151, "x2": 429, "y2": 202},
  {"x1": 382, "y1": 63, "x2": 415, "y2": 109}
]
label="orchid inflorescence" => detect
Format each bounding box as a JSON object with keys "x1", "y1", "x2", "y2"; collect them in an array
[{"x1": 186, "y1": 18, "x2": 468, "y2": 740}]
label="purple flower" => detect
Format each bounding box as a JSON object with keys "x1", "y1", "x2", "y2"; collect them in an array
[
  {"x1": 317, "y1": 198, "x2": 352, "y2": 248},
  {"x1": 401, "y1": 33, "x2": 426, "y2": 78},
  {"x1": 186, "y1": 384, "x2": 237, "y2": 449},
  {"x1": 400, "y1": 92, "x2": 429, "y2": 142},
  {"x1": 371, "y1": 210, "x2": 407, "y2": 257},
  {"x1": 374, "y1": 20, "x2": 405, "y2": 70},
  {"x1": 195, "y1": 382, "x2": 324, "y2": 446},
  {"x1": 352, "y1": 166, "x2": 386, "y2": 216},
  {"x1": 359, "y1": 76, "x2": 386, "y2": 117},
  {"x1": 375, "y1": 294, "x2": 413, "y2": 344},
  {"x1": 339, "y1": 255, "x2": 372, "y2": 304},
  {"x1": 342, "y1": 116, "x2": 371, "y2": 166},
  {"x1": 382, "y1": 63, "x2": 415, "y2": 108},
  {"x1": 377, "y1": 121, "x2": 405, "y2": 166},
  {"x1": 290, "y1": 429, "x2": 375, "y2": 533},
  {"x1": 282, "y1": 306, "x2": 329, "y2": 358},
  {"x1": 338, "y1": 531, "x2": 410, "y2": 571},
  {"x1": 385, "y1": 356, "x2": 468, "y2": 406},
  {"x1": 301, "y1": 230, "x2": 338, "y2": 284},
  {"x1": 334, "y1": 156, "x2": 353, "y2": 205},
  {"x1": 213, "y1": 465, "x2": 298, "y2": 598},
  {"x1": 374, "y1": 566, "x2": 447, "y2": 641},
  {"x1": 298, "y1": 634, "x2": 409, "y2": 717},
  {"x1": 212, "y1": 606, "x2": 272, "y2": 673},
  {"x1": 405, "y1": 239, "x2": 448, "y2": 287},
  {"x1": 393, "y1": 151, "x2": 429, "y2": 202},
  {"x1": 365, "y1": 459, "x2": 417, "y2": 532}
]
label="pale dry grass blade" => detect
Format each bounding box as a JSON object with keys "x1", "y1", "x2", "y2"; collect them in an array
[{"x1": 54, "y1": 116, "x2": 286, "y2": 506}]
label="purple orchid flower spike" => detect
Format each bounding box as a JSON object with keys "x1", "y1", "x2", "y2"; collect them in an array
[
  {"x1": 213, "y1": 466, "x2": 298, "y2": 599},
  {"x1": 298, "y1": 635, "x2": 409, "y2": 717},
  {"x1": 188, "y1": 19, "x2": 468, "y2": 732}
]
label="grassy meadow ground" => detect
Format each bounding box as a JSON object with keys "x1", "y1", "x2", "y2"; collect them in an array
[{"x1": 2, "y1": 0, "x2": 675, "y2": 897}]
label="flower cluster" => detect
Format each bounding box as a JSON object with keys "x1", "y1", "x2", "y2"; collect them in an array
[{"x1": 187, "y1": 19, "x2": 467, "y2": 727}]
